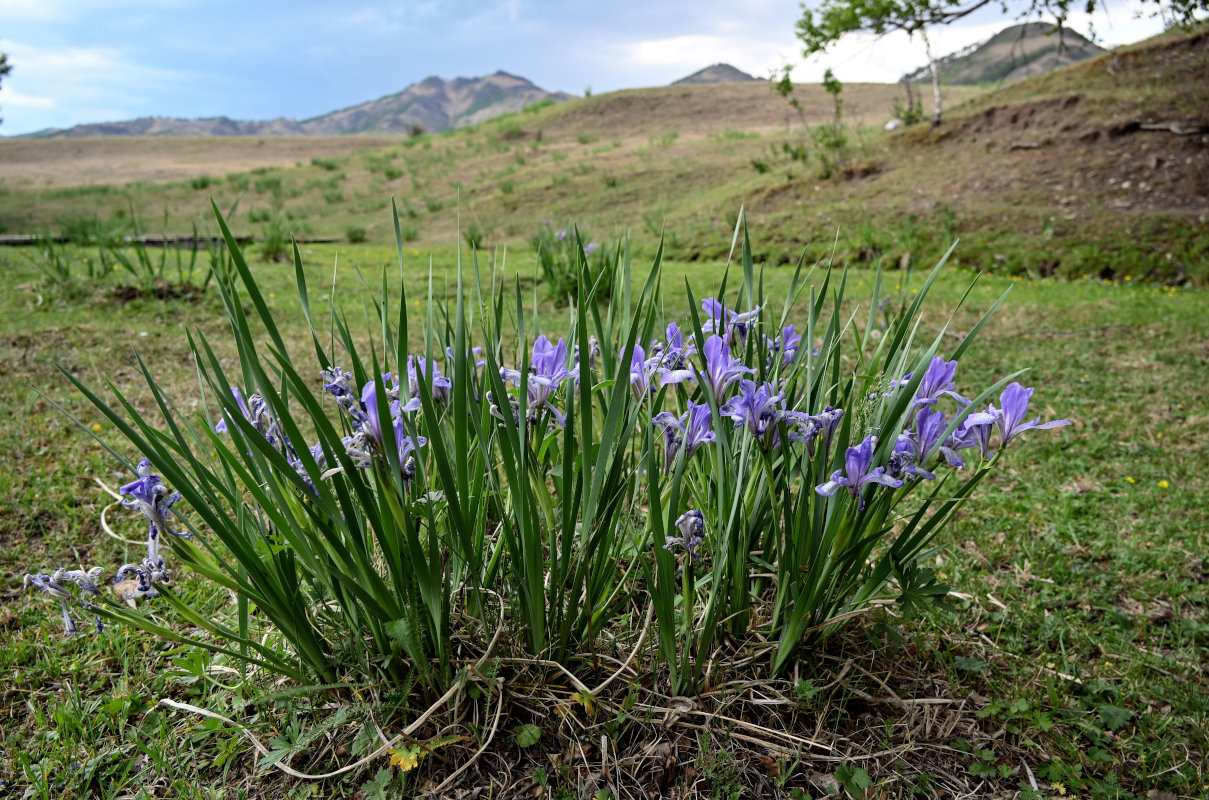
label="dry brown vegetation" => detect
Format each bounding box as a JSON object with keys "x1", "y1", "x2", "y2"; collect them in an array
[{"x1": 0, "y1": 134, "x2": 402, "y2": 187}]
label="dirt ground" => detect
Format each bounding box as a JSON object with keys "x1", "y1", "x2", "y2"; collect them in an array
[{"x1": 0, "y1": 134, "x2": 403, "y2": 187}]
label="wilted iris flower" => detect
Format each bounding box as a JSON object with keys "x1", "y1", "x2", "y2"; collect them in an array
[
  {"x1": 664, "y1": 509, "x2": 705, "y2": 562},
  {"x1": 816, "y1": 435, "x2": 904, "y2": 509},
  {"x1": 115, "y1": 458, "x2": 191, "y2": 600},
  {"x1": 23, "y1": 567, "x2": 105, "y2": 635},
  {"x1": 653, "y1": 402, "x2": 716, "y2": 470},
  {"x1": 403, "y1": 355, "x2": 452, "y2": 411},
  {"x1": 214, "y1": 386, "x2": 284, "y2": 446},
  {"x1": 321, "y1": 366, "x2": 362, "y2": 421}
]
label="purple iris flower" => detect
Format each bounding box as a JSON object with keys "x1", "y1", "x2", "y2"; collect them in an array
[
  {"x1": 23, "y1": 567, "x2": 105, "y2": 635},
  {"x1": 952, "y1": 408, "x2": 997, "y2": 459},
  {"x1": 913, "y1": 357, "x2": 969, "y2": 407},
  {"x1": 653, "y1": 402, "x2": 716, "y2": 470},
  {"x1": 766, "y1": 325, "x2": 802, "y2": 368},
  {"x1": 701, "y1": 298, "x2": 760, "y2": 348},
  {"x1": 402, "y1": 355, "x2": 452, "y2": 411},
  {"x1": 914, "y1": 407, "x2": 965, "y2": 468},
  {"x1": 500, "y1": 335, "x2": 578, "y2": 426},
  {"x1": 994, "y1": 383, "x2": 1071, "y2": 448},
  {"x1": 213, "y1": 386, "x2": 250, "y2": 434},
  {"x1": 214, "y1": 387, "x2": 283, "y2": 446},
  {"x1": 360, "y1": 379, "x2": 398, "y2": 446},
  {"x1": 816, "y1": 406, "x2": 844, "y2": 456},
  {"x1": 628, "y1": 343, "x2": 657, "y2": 398},
  {"x1": 445, "y1": 346, "x2": 487, "y2": 371},
  {"x1": 349, "y1": 379, "x2": 427, "y2": 482},
  {"x1": 390, "y1": 420, "x2": 427, "y2": 489},
  {"x1": 720, "y1": 380, "x2": 792, "y2": 449},
  {"x1": 649, "y1": 323, "x2": 693, "y2": 371},
  {"x1": 888, "y1": 435, "x2": 936, "y2": 481},
  {"x1": 664, "y1": 509, "x2": 705, "y2": 562},
  {"x1": 816, "y1": 435, "x2": 904, "y2": 509},
  {"x1": 661, "y1": 335, "x2": 753, "y2": 399}
]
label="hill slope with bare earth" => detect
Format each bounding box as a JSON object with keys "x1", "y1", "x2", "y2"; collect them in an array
[
  {"x1": 0, "y1": 26, "x2": 1205, "y2": 282},
  {"x1": 904, "y1": 22, "x2": 1105, "y2": 85}
]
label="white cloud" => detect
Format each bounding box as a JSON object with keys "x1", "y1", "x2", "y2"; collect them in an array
[
  {"x1": 0, "y1": 87, "x2": 56, "y2": 109},
  {"x1": 0, "y1": 39, "x2": 202, "y2": 133}
]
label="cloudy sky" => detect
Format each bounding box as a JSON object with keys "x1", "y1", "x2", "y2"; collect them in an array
[{"x1": 0, "y1": 0, "x2": 1169, "y2": 136}]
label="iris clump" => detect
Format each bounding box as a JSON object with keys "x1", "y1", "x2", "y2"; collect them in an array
[{"x1": 31, "y1": 207, "x2": 1069, "y2": 705}]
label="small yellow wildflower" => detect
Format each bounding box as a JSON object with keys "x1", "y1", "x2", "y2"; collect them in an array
[
  {"x1": 1126, "y1": 476, "x2": 1135, "y2": 484},
  {"x1": 1158, "y1": 480, "x2": 1170, "y2": 489},
  {"x1": 90, "y1": 423, "x2": 103, "y2": 432},
  {"x1": 269, "y1": 292, "x2": 276, "y2": 299}
]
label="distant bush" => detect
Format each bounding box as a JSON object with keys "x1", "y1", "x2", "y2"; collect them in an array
[
  {"x1": 253, "y1": 175, "x2": 282, "y2": 194},
  {"x1": 500, "y1": 180, "x2": 515, "y2": 195},
  {"x1": 258, "y1": 213, "x2": 290, "y2": 262},
  {"x1": 716, "y1": 129, "x2": 760, "y2": 142},
  {"x1": 189, "y1": 175, "x2": 214, "y2": 190},
  {"x1": 248, "y1": 208, "x2": 272, "y2": 224},
  {"x1": 530, "y1": 222, "x2": 619, "y2": 306},
  {"x1": 463, "y1": 223, "x2": 486, "y2": 250},
  {"x1": 383, "y1": 167, "x2": 403, "y2": 181},
  {"x1": 577, "y1": 133, "x2": 599, "y2": 145},
  {"x1": 523, "y1": 97, "x2": 556, "y2": 114},
  {"x1": 322, "y1": 190, "x2": 344, "y2": 205},
  {"x1": 345, "y1": 225, "x2": 367, "y2": 243},
  {"x1": 425, "y1": 197, "x2": 444, "y2": 213},
  {"x1": 498, "y1": 122, "x2": 524, "y2": 141},
  {"x1": 226, "y1": 173, "x2": 250, "y2": 191},
  {"x1": 311, "y1": 157, "x2": 341, "y2": 171}
]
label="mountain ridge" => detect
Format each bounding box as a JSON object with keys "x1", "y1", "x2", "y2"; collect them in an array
[
  {"x1": 19, "y1": 70, "x2": 572, "y2": 138},
  {"x1": 903, "y1": 21, "x2": 1105, "y2": 85},
  {"x1": 672, "y1": 63, "x2": 759, "y2": 85}
]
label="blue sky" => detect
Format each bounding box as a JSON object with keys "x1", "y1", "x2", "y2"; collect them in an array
[{"x1": 0, "y1": 0, "x2": 1166, "y2": 136}]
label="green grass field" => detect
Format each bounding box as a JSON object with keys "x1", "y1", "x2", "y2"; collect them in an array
[{"x1": 1, "y1": 232, "x2": 1205, "y2": 798}]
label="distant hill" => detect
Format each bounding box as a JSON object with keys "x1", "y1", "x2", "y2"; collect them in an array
[
  {"x1": 672, "y1": 64, "x2": 759, "y2": 85},
  {"x1": 303, "y1": 71, "x2": 573, "y2": 134},
  {"x1": 21, "y1": 71, "x2": 572, "y2": 138},
  {"x1": 903, "y1": 22, "x2": 1105, "y2": 85}
]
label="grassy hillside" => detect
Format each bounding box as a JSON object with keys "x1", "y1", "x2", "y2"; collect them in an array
[{"x1": 0, "y1": 26, "x2": 1205, "y2": 283}]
